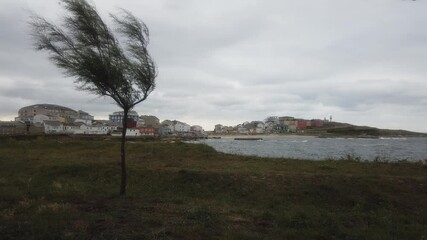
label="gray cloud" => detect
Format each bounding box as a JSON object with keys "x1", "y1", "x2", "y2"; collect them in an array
[{"x1": 1, "y1": 0, "x2": 427, "y2": 132}]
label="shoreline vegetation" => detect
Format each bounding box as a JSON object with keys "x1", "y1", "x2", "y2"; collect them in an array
[
  {"x1": 1, "y1": 136, "x2": 426, "y2": 239},
  {"x1": 209, "y1": 125, "x2": 427, "y2": 138}
]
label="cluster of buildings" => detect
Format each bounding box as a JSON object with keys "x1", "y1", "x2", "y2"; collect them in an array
[
  {"x1": 214, "y1": 116, "x2": 327, "y2": 134},
  {"x1": 0, "y1": 104, "x2": 205, "y2": 137}
]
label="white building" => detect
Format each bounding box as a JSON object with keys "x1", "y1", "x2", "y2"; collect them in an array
[
  {"x1": 17, "y1": 104, "x2": 78, "y2": 123},
  {"x1": 33, "y1": 114, "x2": 64, "y2": 124},
  {"x1": 43, "y1": 121, "x2": 64, "y2": 134},
  {"x1": 255, "y1": 122, "x2": 265, "y2": 134},
  {"x1": 64, "y1": 123, "x2": 117, "y2": 135},
  {"x1": 160, "y1": 120, "x2": 175, "y2": 133},
  {"x1": 64, "y1": 124, "x2": 80, "y2": 134},
  {"x1": 174, "y1": 121, "x2": 191, "y2": 133},
  {"x1": 111, "y1": 128, "x2": 142, "y2": 137}
]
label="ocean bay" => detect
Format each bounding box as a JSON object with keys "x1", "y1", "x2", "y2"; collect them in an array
[{"x1": 196, "y1": 136, "x2": 427, "y2": 162}]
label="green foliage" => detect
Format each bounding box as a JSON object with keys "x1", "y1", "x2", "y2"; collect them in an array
[
  {"x1": 326, "y1": 127, "x2": 381, "y2": 137},
  {"x1": 29, "y1": 0, "x2": 157, "y2": 109}
]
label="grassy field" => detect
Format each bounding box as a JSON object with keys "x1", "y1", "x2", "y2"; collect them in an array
[{"x1": 0, "y1": 136, "x2": 426, "y2": 239}]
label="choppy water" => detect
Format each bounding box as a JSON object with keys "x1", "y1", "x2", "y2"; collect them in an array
[{"x1": 193, "y1": 136, "x2": 427, "y2": 162}]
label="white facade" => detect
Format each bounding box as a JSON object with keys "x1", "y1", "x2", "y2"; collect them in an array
[
  {"x1": 18, "y1": 104, "x2": 77, "y2": 121},
  {"x1": 255, "y1": 123, "x2": 265, "y2": 134},
  {"x1": 64, "y1": 124, "x2": 117, "y2": 135},
  {"x1": 111, "y1": 128, "x2": 142, "y2": 137},
  {"x1": 160, "y1": 120, "x2": 174, "y2": 132},
  {"x1": 44, "y1": 121, "x2": 64, "y2": 134},
  {"x1": 64, "y1": 125, "x2": 81, "y2": 134},
  {"x1": 33, "y1": 114, "x2": 50, "y2": 124},
  {"x1": 27, "y1": 114, "x2": 63, "y2": 124},
  {"x1": 126, "y1": 128, "x2": 142, "y2": 136},
  {"x1": 174, "y1": 122, "x2": 191, "y2": 133}
]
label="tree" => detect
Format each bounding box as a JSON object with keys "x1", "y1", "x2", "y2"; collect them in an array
[{"x1": 29, "y1": 0, "x2": 157, "y2": 195}]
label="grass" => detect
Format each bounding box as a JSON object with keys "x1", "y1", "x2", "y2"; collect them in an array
[{"x1": 0, "y1": 136, "x2": 426, "y2": 239}]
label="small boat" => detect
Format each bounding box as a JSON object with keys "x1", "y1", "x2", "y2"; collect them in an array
[
  {"x1": 234, "y1": 137, "x2": 263, "y2": 141},
  {"x1": 209, "y1": 136, "x2": 222, "y2": 139}
]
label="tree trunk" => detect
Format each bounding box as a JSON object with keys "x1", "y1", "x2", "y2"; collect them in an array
[{"x1": 120, "y1": 108, "x2": 129, "y2": 196}]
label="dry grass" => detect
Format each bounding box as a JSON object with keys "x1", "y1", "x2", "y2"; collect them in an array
[{"x1": 0, "y1": 136, "x2": 426, "y2": 239}]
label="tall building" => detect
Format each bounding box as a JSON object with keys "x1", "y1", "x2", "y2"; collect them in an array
[
  {"x1": 16, "y1": 104, "x2": 78, "y2": 123},
  {"x1": 109, "y1": 110, "x2": 139, "y2": 122}
]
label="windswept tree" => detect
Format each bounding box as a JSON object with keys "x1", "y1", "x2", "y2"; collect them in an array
[{"x1": 29, "y1": 0, "x2": 157, "y2": 195}]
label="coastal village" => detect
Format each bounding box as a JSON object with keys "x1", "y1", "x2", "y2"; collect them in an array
[
  {"x1": 0, "y1": 104, "x2": 206, "y2": 137},
  {"x1": 0, "y1": 103, "x2": 333, "y2": 137},
  {"x1": 214, "y1": 116, "x2": 329, "y2": 135}
]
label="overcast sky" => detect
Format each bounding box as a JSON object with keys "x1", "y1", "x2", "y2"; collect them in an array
[{"x1": 1, "y1": 0, "x2": 427, "y2": 132}]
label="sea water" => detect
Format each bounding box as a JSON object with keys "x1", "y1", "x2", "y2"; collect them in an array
[{"x1": 194, "y1": 136, "x2": 427, "y2": 162}]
